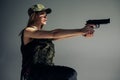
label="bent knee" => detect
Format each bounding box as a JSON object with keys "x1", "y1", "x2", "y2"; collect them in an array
[
  {"x1": 62, "y1": 66, "x2": 77, "y2": 78},
  {"x1": 68, "y1": 67, "x2": 77, "y2": 76}
]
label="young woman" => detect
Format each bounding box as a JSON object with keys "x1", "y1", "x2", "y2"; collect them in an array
[{"x1": 20, "y1": 3, "x2": 95, "y2": 80}]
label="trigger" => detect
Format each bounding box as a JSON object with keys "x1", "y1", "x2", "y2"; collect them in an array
[{"x1": 96, "y1": 25, "x2": 100, "y2": 29}]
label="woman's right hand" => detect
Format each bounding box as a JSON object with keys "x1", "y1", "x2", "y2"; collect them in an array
[{"x1": 81, "y1": 24, "x2": 95, "y2": 38}]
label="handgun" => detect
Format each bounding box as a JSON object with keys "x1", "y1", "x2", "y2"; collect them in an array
[{"x1": 86, "y1": 18, "x2": 110, "y2": 28}]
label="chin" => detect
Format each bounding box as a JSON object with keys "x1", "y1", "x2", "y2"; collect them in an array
[{"x1": 43, "y1": 23, "x2": 47, "y2": 25}]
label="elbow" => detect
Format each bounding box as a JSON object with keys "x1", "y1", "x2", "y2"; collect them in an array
[{"x1": 51, "y1": 29, "x2": 62, "y2": 38}]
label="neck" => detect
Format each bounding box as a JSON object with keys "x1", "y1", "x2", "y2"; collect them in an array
[{"x1": 32, "y1": 23, "x2": 43, "y2": 30}]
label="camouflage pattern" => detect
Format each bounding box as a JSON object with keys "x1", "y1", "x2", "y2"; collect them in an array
[{"x1": 33, "y1": 40, "x2": 55, "y2": 65}]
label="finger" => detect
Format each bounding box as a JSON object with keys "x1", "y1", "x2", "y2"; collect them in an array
[
  {"x1": 86, "y1": 24, "x2": 96, "y2": 28},
  {"x1": 90, "y1": 30, "x2": 95, "y2": 34},
  {"x1": 84, "y1": 33, "x2": 94, "y2": 38},
  {"x1": 86, "y1": 24, "x2": 96, "y2": 27}
]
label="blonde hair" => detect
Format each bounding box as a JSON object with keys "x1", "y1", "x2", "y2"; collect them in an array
[
  {"x1": 27, "y1": 12, "x2": 37, "y2": 27},
  {"x1": 19, "y1": 12, "x2": 44, "y2": 36},
  {"x1": 19, "y1": 12, "x2": 37, "y2": 36}
]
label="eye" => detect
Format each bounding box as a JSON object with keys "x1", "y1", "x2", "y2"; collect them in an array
[
  {"x1": 44, "y1": 15, "x2": 47, "y2": 18},
  {"x1": 40, "y1": 15, "x2": 47, "y2": 18}
]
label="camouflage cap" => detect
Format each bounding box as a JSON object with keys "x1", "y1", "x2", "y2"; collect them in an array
[{"x1": 28, "y1": 3, "x2": 52, "y2": 16}]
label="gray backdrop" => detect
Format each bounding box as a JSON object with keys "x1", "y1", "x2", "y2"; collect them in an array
[{"x1": 0, "y1": 0, "x2": 120, "y2": 80}]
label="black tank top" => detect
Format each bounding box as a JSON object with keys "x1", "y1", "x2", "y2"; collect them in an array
[{"x1": 20, "y1": 31, "x2": 55, "y2": 75}]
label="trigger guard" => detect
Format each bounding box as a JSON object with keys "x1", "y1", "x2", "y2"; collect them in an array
[{"x1": 95, "y1": 25, "x2": 100, "y2": 29}]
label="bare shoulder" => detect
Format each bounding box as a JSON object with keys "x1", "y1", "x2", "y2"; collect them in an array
[
  {"x1": 24, "y1": 26, "x2": 38, "y2": 36},
  {"x1": 25, "y1": 26, "x2": 37, "y2": 32}
]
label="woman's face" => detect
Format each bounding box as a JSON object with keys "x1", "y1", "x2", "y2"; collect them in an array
[{"x1": 37, "y1": 11, "x2": 47, "y2": 25}]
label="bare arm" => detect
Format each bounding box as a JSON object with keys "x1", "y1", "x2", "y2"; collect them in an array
[{"x1": 24, "y1": 25, "x2": 94, "y2": 40}]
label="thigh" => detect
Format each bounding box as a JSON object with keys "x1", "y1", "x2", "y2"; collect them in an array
[
  {"x1": 29, "y1": 65, "x2": 77, "y2": 80},
  {"x1": 47, "y1": 65, "x2": 77, "y2": 80}
]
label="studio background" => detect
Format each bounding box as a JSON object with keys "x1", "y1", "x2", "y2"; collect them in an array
[{"x1": 0, "y1": 0, "x2": 120, "y2": 80}]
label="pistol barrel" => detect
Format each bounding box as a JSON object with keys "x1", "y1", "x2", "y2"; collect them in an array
[{"x1": 87, "y1": 18, "x2": 110, "y2": 24}]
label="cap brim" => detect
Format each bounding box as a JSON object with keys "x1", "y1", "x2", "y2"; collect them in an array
[{"x1": 44, "y1": 8, "x2": 52, "y2": 14}]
